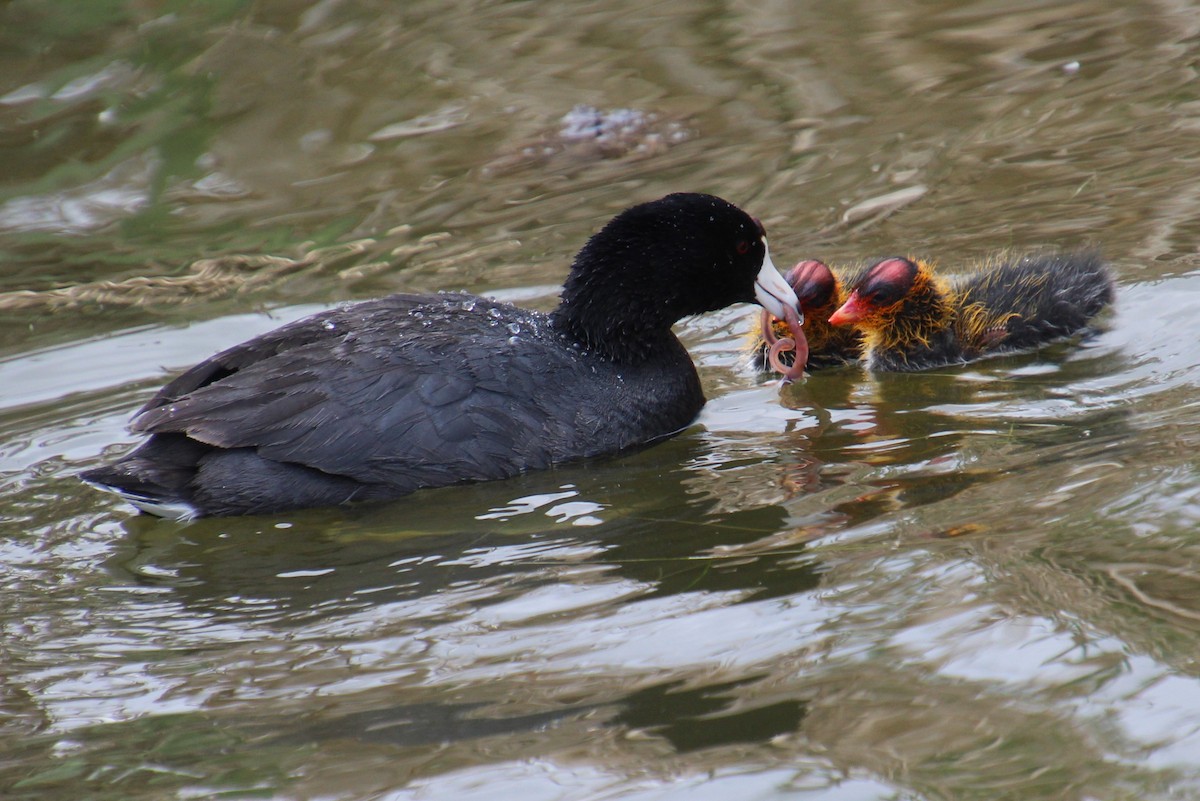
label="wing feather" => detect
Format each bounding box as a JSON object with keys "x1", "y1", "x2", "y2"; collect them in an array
[{"x1": 131, "y1": 295, "x2": 580, "y2": 487}]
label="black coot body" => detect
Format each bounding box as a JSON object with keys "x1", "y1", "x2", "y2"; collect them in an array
[{"x1": 81, "y1": 193, "x2": 799, "y2": 518}]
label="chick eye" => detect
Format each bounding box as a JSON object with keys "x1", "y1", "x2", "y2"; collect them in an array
[{"x1": 736, "y1": 240, "x2": 752, "y2": 255}]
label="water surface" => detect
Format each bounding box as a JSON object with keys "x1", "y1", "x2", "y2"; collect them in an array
[{"x1": 4, "y1": 1, "x2": 1200, "y2": 799}]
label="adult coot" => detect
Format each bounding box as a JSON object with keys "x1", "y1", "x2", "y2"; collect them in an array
[
  {"x1": 750, "y1": 258, "x2": 864, "y2": 376},
  {"x1": 827, "y1": 251, "x2": 1115, "y2": 371},
  {"x1": 82, "y1": 193, "x2": 801, "y2": 519}
]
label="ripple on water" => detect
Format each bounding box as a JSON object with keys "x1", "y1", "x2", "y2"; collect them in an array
[{"x1": 6, "y1": 0, "x2": 1200, "y2": 798}]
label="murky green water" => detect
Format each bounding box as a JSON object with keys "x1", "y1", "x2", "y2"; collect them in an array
[{"x1": 4, "y1": 0, "x2": 1200, "y2": 798}]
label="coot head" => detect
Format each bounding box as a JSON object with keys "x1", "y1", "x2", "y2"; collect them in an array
[
  {"x1": 828, "y1": 256, "x2": 919, "y2": 326},
  {"x1": 553, "y1": 192, "x2": 798, "y2": 358}
]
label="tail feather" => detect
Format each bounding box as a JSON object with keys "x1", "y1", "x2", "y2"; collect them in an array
[
  {"x1": 79, "y1": 474, "x2": 199, "y2": 521},
  {"x1": 79, "y1": 434, "x2": 205, "y2": 520}
]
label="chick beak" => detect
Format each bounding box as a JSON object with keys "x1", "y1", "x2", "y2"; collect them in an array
[{"x1": 829, "y1": 291, "x2": 869, "y2": 326}]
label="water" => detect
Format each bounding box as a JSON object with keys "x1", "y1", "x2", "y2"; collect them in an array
[{"x1": 3, "y1": 0, "x2": 1200, "y2": 798}]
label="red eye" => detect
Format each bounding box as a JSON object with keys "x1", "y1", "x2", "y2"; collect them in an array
[{"x1": 736, "y1": 240, "x2": 751, "y2": 255}]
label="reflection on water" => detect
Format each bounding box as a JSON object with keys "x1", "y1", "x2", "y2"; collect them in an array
[{"x1": 4, "y1": 0, "x2": 1200, "y2": 799}]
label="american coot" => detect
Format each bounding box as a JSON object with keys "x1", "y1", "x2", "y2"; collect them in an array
[
  {"x1": 82, "y1": 192, "x2": 802, "y2": 519},
  {"x1": 827, "y1": 251, "x2": 1115, "y2": 372},
  {"x1": 750, "y1": 259, "x2": 864, "y2": 376}
]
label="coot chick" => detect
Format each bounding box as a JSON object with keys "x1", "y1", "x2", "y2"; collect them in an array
[
  {"x1": 827, "y1": 251, "x2": 1114, "y2": 372},
  {"x1": 81, "y1": 193, "x2": 801, "y2": 519},
  {"x1": 750, "y1": 259, "x2": 863, "y2": 374}
]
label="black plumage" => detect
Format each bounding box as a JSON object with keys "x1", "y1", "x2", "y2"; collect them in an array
[{"x1": 81, "y1": 193, "x2": 798, "y2": 518}]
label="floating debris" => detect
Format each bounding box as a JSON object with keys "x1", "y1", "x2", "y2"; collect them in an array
[
  {"x1": 0, "y1": 241, "x2": 379, "y2": 311},
  {"x1": 483, "y1": 104, "x2": 692, "y2": 175},
  {"x1": 369, "y1": 105, "x2": 468, "y2": 140},
  {"x1": 841, "y1": 185, "x2": 927, "y2": 225}
]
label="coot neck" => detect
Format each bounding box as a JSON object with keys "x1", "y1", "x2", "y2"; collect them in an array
[{"x1": 550, "y1": 256, "x2": 681, "y2": 364}]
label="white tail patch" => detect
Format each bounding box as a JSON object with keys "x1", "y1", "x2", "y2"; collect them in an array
[{"x1": 82, "y1": 479, "x2": 199, "y2": 522}]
